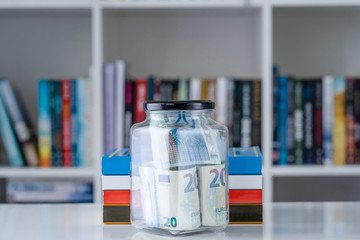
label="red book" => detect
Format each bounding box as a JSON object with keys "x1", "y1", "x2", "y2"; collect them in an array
[
  {"x1": 133, "y1": 79, "x2": 148, "y2": 123},
  {"x1": 61, "y1": 79, "x2": 72, "y2": 167},
  {"x1": 103, "y1": 190, "x2": 130, "y2": 204},
  {"x1": 229, "y1": 190, "x2": 263, "y2": 204}
]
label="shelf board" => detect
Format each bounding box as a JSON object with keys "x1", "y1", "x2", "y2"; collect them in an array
[
  {"x1": 0, "y1": 1, "x2": 91, "y2": 9},
  {"x1": 273, "y1": 0, "x2": 360, "y2": 7},
  {"x1": 271, "y1": 165, "x2": 360, "y2": 177},
  {"x1": 0, "y1": 167, "x2": 95, "y2": 178},
  {"x1": 101, "y1": 0, "x2": 262, "y2": 9}
]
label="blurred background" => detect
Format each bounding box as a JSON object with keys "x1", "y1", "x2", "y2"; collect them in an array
[{"x1": 0, "y1": 0, "x2": 360, "y2": 204}]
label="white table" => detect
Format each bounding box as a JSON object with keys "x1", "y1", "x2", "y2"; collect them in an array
[{"x1": 0, "y1": 202, "x2": 359, "y2": 240}]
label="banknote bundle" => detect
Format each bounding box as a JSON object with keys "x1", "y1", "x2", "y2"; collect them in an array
[{"x1": 133, "y1": 114, "x2": 229, "y2": 233}]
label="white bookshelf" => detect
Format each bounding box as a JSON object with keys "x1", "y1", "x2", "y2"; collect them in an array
[{"x1": 1, "y1": 0, "x2": 360, "y2": 203}]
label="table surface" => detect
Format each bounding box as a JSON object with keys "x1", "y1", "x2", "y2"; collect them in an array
[{"x1": 0, "y1": 202, "x2": 359, "y2": 240}]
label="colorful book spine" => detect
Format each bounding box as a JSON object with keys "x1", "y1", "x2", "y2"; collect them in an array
[
  {"x1": 322, "y1": 76, "x2": 334, "y2": 165},
  {"x1": 133, "y1": 79, "x2": 148, "y2": 124},
  {"x1": 287, "y1": 78, "x2": 295, "y2": 164},
  {"x1": 172, "y1": 80, "x2": 179, "y2": 100},
  {"x1": 277, "y1": 76, "x2": 288, "y2": 165},
  {"x1": 50, "y1": 81, "x2": 62, "y2": 167},
  {"x1": 189, "y1": 77, "x2": 201, "y2": 100},
  {"x1": 216, "y1": 77, "x2": 229, "y2": 126},
  {"x1": 346, "y1": 78, "x2": 356, "y2": 164},
  {"x1": 240, "y1": 81, "x2": 252, "y2": 147},
  {"x1": 83, "y1": 79, "x2": 93, "y2": 167},
  {"x1": 0, "y1": 80, "x2": 38, "y2": 166},
  {"x1": 0, "y1": 130, "x2": 9, "y2": 166},
  {"x1": 303, "y1": 81, "x2": 314, "y2": 164},
  {"x1": 272, "y1": 66, "x2": 279, "y2": 164},
  {"x1": 159, "y1": 80, "x2": 173, "y2": 101},
  {"x1": 251, "y1": 81, "x2": 261, "y2": 148},
  {"x1": 38, "y1": 80, "x2": 51, "y2": 167},
  {"x1": 147, "y1": 76, "x2": 154, "y2": 101},
  {"x1": 116, "y1": 60, "x2": 126, "y2": 149},
  {"x1": 314, "y1": 79, "x2": 323, "y2": 164},
  {"x1": 77, "y1": 79, "x2": 84, "y2": 167},
  {"x1": 177, "y1": 78, "x2": 188, "y2": 101},
  {"x1": 103, "y1": 63, "x2": 116, "y2": 153},
  {"x1": 232, "y1": 81, "x2": 241, "y2": 147},
  {"x1": 62, "y1": 80, "x2": 72, "y2": 167},
  {"x1": 293, "y1": 80, "x2": 304, "y2": 165},
  {"x1": 333, "y1": 77, "x2": 346, "y2": 165},
  {"x1": 71, "y1": 80, "x2": 78, "y2": 167},
  {"x1": 0, "y1": 92, "x2": 24, "y2": 166},
  {"x1": 124, "y1": 81, "x2": 133, "y2": 148},
  {"x1": 153, "y1": 78, "x2": 161, "y2": 101},
  {"x1": 354, "y1": 79, "x2": 360, "y2": 164}
]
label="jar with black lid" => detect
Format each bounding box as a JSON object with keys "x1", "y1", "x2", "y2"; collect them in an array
[{"x1": 130, "y1": 100, "x2": 229, "y2": 235}]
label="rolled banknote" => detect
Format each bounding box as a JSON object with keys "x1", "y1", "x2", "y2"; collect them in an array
[
  {"x1": 197, "y1": 164, "x2": 228, "y2": 226},
  {"x1": 154, "y1": 166, "x2": 201, "y2": 231},
  {"x1": 139, "y1": 166, "x2": 159, "y2": 227}
]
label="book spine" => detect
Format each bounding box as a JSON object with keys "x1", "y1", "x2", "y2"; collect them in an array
[
  {"x1": 0, "y1": 93, "x2": 24, "y2": 166},
  {"x1": 189, "y1": 78, "x2": 201, "y2": 100},
  {"x1": 273, "y1": 66, "x2": 279, "y2": 164},
  {"x1": 103, "y1": 63, "x2": 116, "y2": 153},
  {"x1": 147, "y1": 75, "x2": 154, "y2": 101},
  {"x1": 354, "y1": 79, "x2": 360, "y2": 164},
  {"x1": 133, "y1": 79, "x2": 148, "y2": 123},
  {"x1": 314, "y1": 79, "x2": 323, "y2": 164},
  {"x1": 172, "y1": 80, "x2": 179, "y2": 100},
  {"x1": 303, "y1": 81, "x2": 314, "y2": 164},
  {"x1": 201, "y1": 79, "x2": 208, "y2": 100},
  {"x1": 277, "y1": 76, "x2": 288, "y2": 165},
  {"x1": 333, "y1": 77, "x2": 347, "y2": 165},
  {"x1": 346, "y1": 78, "x2": 356, "y2": 164},
  {"x1": 38, "y1": 80, "x2": 51, "y2": 167},
  {"x1": 232, "y1": 81, "x2": 241, "y2": 147},
  {"x1": 322, "y1": 76, "x2": 334, "y2": 165},
  {"x1": 252, "y1": 81, "x2": 261, "y2": 148},
  {"x1": 227, "y1": 79, "x2": 234, "y2": 147},
  {"x1": 62, "y1": 80, "x2": 72, "y2": 167},
  {"x1": 51, "y1": 81, "x2": 63, "y2": 167},
  {"x1": 178, "y1": 78, "x2": 188, "y2": 101},
  {"x1": 287, "y1": 78, "x2": 295, "y2": 164},
  {"x1": 77, "y1": 79, "x2": 84, "y2": 167},
  {"x1": 153, "y1": 78, "x2": 161, "y2": 101},
  {"x1": 294, "y1": 80, "x2": 304, "y2": 165},
  {"x1": 71, "y1": 80, "x2": 78, "y2": 167},
  {"x1": 216, "y1": 77, "x2": 229, "y2": 125},
  {"x1": 124, "y1": 81, "x2": 133, "y2": 148},
  {"x1": 160, "y1": 81, "x2": 173, "y2": 101},
  {"x1": 116, "y1": 60, "x2": 126, "y2": 149},
  {"x1": 83, "y1": 79, "x2": 93, "y2": 167},
  {"x1": 241, "y1": 81, "x2": 252, "y2": 147},
  {"x1": 0, "y1": 80, "x2": 38, "y2": 166},
  {"x1": 0, "y1": 124, "x2": 10, "y2": 166}
]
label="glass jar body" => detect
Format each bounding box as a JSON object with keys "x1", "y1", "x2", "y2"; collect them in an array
[{"x1": 130, "y1": 109, "x2": 229, "y2": 235}]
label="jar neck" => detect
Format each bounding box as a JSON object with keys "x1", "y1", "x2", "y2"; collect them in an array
[{"x1": 146, "y1": 110, "x2": 213, "y2": 124}]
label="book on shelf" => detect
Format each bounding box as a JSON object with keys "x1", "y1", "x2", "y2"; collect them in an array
[
  {"x1": 38, "y1": 79, "x2": 92, "y2": 168},
  {"x1": 104, "y1": 59, "x2": 262, "y2": 149},
  {"x1": 274, "y1": 68, "x2": 360, "y2": 165}
]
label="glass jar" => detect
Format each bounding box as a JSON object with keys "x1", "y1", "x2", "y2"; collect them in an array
[{"x1": 130, "y1": 100, "x2": 229, "y2": 235}]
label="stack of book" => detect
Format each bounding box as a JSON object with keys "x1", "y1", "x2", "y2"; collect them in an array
[
  {"x1": 103, "y1": 60, "x2": 262, "y2": 151},
  {"x1": 101, "y1": 147, "x2": 263, "y2": 224},
  {"x1": 273, "y1": 69, "x2": 360, "y2": 165},
  {"x1": 0, "y1": 79, "x2": 38, "y2": 167},
  {"x1": 6, "y1": 179, "x2": 93, "y2": 203},
  {"x1": 38, "y1": 79, "x2": 92, "y2": 167}
]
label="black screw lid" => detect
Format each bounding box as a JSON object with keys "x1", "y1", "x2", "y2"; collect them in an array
[{"x1": 144, "y1": 100, "x2": 215, "y2": 111}]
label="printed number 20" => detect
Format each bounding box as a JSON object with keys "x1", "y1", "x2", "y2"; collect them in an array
[
  {"x1": 164, "y1": 217, "x2": 177, "y2": 228},
  {"x1": 184, "y1": 171, "x2": 198, "y2": 193},
  {"x1": 210, "y1": 168, "x2": 226, "y2": 188}
]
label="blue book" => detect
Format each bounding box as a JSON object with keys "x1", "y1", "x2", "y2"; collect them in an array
[
  {"x1": 71, "y1": 80, "x2": 78, "y2": 167},
  {"x1": 50, "y1": 81, "x2": 62, "y2": 166},
  {"x1": 228, "y1": 147, "x2": 262, "y2": 175},
  {"x1": 0, "y1": 92, "x2": 24, "y2": 166},
  {"x1": 77, "y1": 79, "x2": 84, "y2": 167},
  {"x1": 102, "y1": 147, "x2": 262, "y2": 176},
  {"x1": 277, "y1": 76, "x2": 288, "y2": 165},
  {"x1": 102, "y1": 148, "x2": 130, "y2": 175}
]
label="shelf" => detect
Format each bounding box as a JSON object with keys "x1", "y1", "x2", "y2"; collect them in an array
[
  {"x1": 271, "y1": 166, "x2": 360, "y2": 177},
  {"x1": 0, "y1": 0, "x2": 91, "y2": 9},
  {"x1": 273, "y1": 0, "x2": 360, "y2": 7},
  {"x1": 101, "y1": 0, "x2": 262, "y2": 9},
  {"x1": 0, "y1": 168, "x2": 95, "y2": 178}
]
